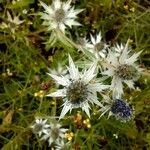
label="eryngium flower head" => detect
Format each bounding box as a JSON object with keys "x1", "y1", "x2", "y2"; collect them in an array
[
  {"x1": 102, "y1": 40, "x2": 142, "y2": 97},
  {"x1": 1, "y1": 11, "x2": 24, "y2": 34},
  {"x1": 47, "y1": 55, "x2": 109, "y2": 119},
  {"x1": 85, "y1": 31, "x2": 109, "y2": 58},
  {"x1": 111, "y1": 99, "x2": 133, "y2": 121},
  {"x1": 41, "y1": 122, "x2": 67, "y2": 146},
  {"x1": 99, "y1": 96, "x2": 133, "y2": 122},
  {"x1": 30, "y1": 118, "x2": 50, "y2": 137},
  {"x1": 40, "y1": 0, "x2": 83, "y2": 32}
]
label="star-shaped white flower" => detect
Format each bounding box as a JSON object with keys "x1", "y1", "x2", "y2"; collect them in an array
[
  {"x1": 85, "y1": 31, "x2": 109, "y2": 58},
  {"x1": 30, "y1": 118, "x2": 50, "y2": 137},
  {"x1": 40, "y1": 0, "x2": 83, "y2": 33},
  {"x1": 47, "y1": 55, "x2": 109, "y2": 119},
  {"x1": 3, "y1": 11, "x2": 24, "y2": 34},
  {"x1": 41, "y1": 122, "x2": 67, "y2": 146},
  {"x1": 102, "y1": 40, "x2": 142, "y2": 97}
]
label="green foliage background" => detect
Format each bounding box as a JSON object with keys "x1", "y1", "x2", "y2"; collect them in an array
[{"x1": 0, "y1": 0, "x2": 150, "y2": 149}]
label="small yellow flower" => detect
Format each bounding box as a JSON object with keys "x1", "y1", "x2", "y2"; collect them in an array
[
  {"x1": 124, "y1": 5, "x2": 128, "y2": 10},
  {"x1": 74, "y1": 112, "x2": 82, "y2": 123},
  {"x1": 34, "y1": 90, "x2": 45, "y2": 98},
  {"x1": 83, "y1": 119, "x2": 91, "y2": 128},
  {"x1": 6, "y1": 68, "x2": 13, "y2": 76},
  {"x1": 87, "y1": 124, "x2": 91, "y2": 128},
  {"x1": 130, "y1": 7, "x2": 135, "y2": 12},
  {"x1": 65, "y1": 132, "x2": 74, "y2": 141},
  {"x1": 34, "y1": 92, "x2": 38, "y2": 97}
]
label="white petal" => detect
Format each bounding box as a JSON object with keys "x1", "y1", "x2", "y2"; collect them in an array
[
  {"x1": 82, "y1": 63, "x2": 97, "y2": 83},
  {"x1": 99, "y1": 51, "x2": 106, "y2": 58},
  {"x1": 96, "y1": 32, "x2": 102, "y2": 43},
  {"x1": 35, "y1": 119, "x2": 40, "y2": 124},
  {"x1": 125, "y1": 51, "x2": 142, "y2": 65},
  {"x1": 59, "y1": 23, "x2": 66, "y2": 32},
  {"x1": 64, "y1": 19, "x2": 81, "y2": 27},
  {"x1": 86, "y1": 43, "x2": 94, "y2": 49},
  {"x1": 107, "y1": 51, "x2": 119, "y2": 67},
  {"x1": 59, "y1": 104, "x2": 71, "y2": 120},
  {"x1": 90, "y1": 34, "x2": 96, "y2": 45},
  {"x1": 102, "y1": 69, "x2": 114, "y2": 76},
  {"x1": 82, "y1": 102, "x2": 90, "y2": 117},
  {"x1": 41, "y1": 13, "x2": 51, "y2": 20},
  {"x1": 88, "y1": 83, "x2": 109, "y2": 92},
  {"x1": 47, "y1": 89, "x2": 66, "y2": 97},
  {"x1": 124, "y1": 80, "x2": 135, "y2": 89},
  {"x1": 68, "y1": 55, "x2": 79, "y2": 80},
  {"x1": 67, "y1": 8, "x2": 83, "y2": 18},
  {"x1": 43, "y1": 119, "x2": 47, "y2": 124},
  {"x1": 53, "y1": 0, "x2": 61, "y2": 10},
  {"x1": 47, "y1": 73, "x2": 70, "y2": 86},
  {"x1": 62, "y1": 0, "x2": 71, "y2": 11},
  {"x1": 7, "y1": 11, "x2": 13, "y2": 22},
  {"x1": 88, "y1": 94, "x2": 103, "y2": 107},
  {"x1": 48, "y1": 137, "x2": 54, "y2": 146},
  {"x1": 119, "y1": 40, "x2": 130, "y2": 64},
  {"x1": 99, "y1": 106, "x2": 110, "y2": 118},
  {"x1": 40, "y1": 1, "x2": 53, "y2": 15}
]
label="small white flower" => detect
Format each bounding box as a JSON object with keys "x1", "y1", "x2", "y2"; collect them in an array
[
  {"x1": 6, "y1": 11, "x2": 24, "y2": 33},
  {"x1": 99, "y1": 95, "x2": 133, "y2": 122},
  {"x1": 85, "y1": 31, "x2": 109, "y2": 58},
  {"x1": 102, "y1": 40, "x2": 142, "y2": 97},
  {"x1": 41, "y1": 122, "x2": 67, "y2": 146},
  {"x1": 31, "y1": 118, "x2": 50, "y2": 137},
  {"x1": 113, "y1": 133, "x2": 118, "y2": 139},
  {"x1": 47, "y1": 55, "x2": 109, "y2": 119},
  {"x1": 40, "y1": 0, "x2": 83, "y2": 33}
]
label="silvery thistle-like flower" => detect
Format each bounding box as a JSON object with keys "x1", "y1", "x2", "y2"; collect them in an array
[
  {"x1": 30, "y1": 118, "x2": 50, "y2": 137},
  {"x1": 41, "y1": 122, "x2": 67, "y2": 146},
  {"x1": 1, "y1": 11, "x2": 24, "y2": 34},
  {"x1": 40, "y1": 0, "x2": 83, "y2": 33},
  {"x1": 47, "y1": 55, "x2": 109, "y2": 119},
  {"x1": 99, "y1": 96, "x2": 133, "y2": 122},
  {"x1": 102, "y1": 40, "x2": 142, "y2": 97},
  {"x1": 85, "y1": 31, "x2": 109, "y2": 59}
]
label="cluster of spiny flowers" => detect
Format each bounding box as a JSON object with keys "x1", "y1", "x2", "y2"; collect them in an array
[
  {"x1": 38, "y1": 0, "x2": 142, "y2": 123},
  {"x1": 31, "y1": 118, "x2": 70, "y2": 149}
]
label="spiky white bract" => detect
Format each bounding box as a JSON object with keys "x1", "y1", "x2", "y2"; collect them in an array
[
  {"x1": 85, "y1": 31, "x2": 108, "y2": 58},
  {"x1": 41, "y1": 122, "x2": 67, "y2": 146},
  {"x1": 47, "y1": 55, "x2": 109, "y2": 119},
  {"x1": 99, "y1": 95, "x2": 133, "y2": 122},
  {"x1": 102, "y1": 40, "x2": 142, "y2": 97},
  {"x1": 48, "y1": 63, "x2": 67, "y2": 76},
  {"x1": 40, "y1": 0, "x2": 83, "y2": 33},
  {"x1": 30, "y1": 118, "x2": 50, "y2": 137}
]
